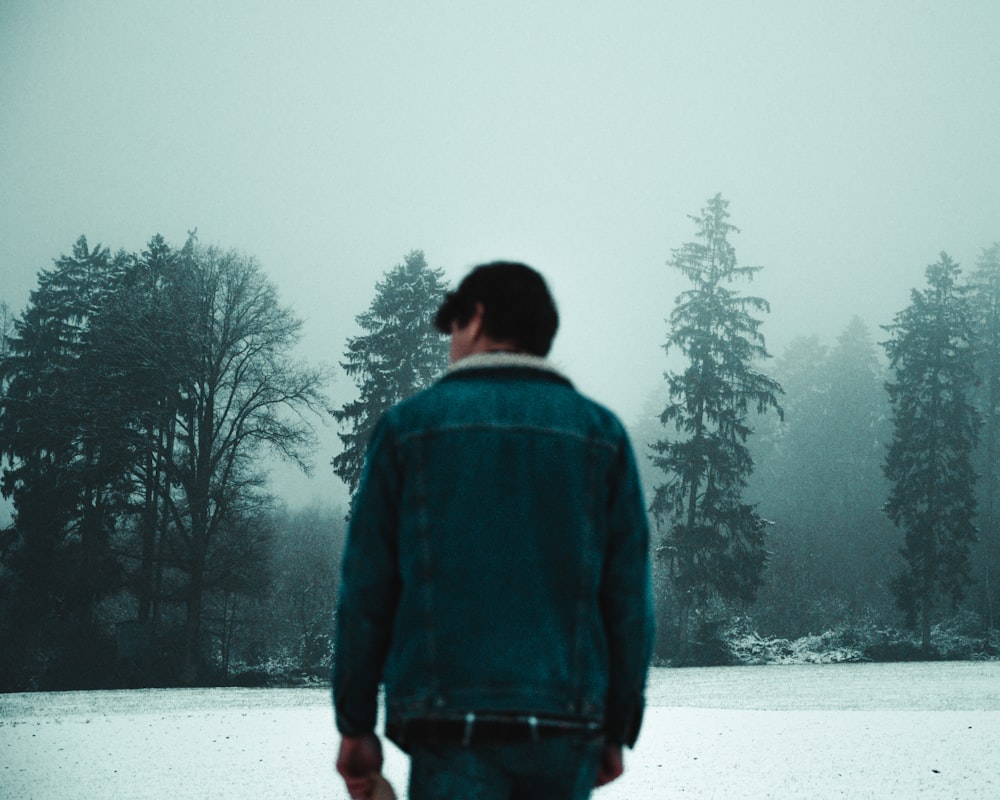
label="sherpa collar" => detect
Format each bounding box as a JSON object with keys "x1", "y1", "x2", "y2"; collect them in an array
[{"x1": 446, "y1": 352, "x2": 570, "y2": 382}]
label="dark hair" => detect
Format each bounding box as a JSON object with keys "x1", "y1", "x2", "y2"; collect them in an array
[{"x1": 434, "y1": 261, "x2": 559, "y2": 356}]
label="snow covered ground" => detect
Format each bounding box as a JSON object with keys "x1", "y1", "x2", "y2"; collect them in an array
[{"x1": 2, "y1": 661, "x2": 998, "y2": 799}]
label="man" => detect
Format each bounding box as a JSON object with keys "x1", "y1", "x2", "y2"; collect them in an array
[{"x1": 334, "y1": 262, "x2": 654, "y2": 800}]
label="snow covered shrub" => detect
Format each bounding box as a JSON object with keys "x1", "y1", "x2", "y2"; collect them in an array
[
  {"x1": 229, "y1": 650, "x2": 301, "y2": 686},
  {"x1": 931, "y1": 610, "x2": 996, "y2": 660},
  {"x1": 853, "y1": 610, "x2": 998, "y2": 662},
  {"x1": 695, "y1": 610, "x2": 997, "y2": 666},
  {"x1": 724, "y1": 618, "x2": 793, "y2": 665},
  {"x1": 786, "y1": 630, "x2": 864, "y2": 664},
  {"x1": 723, "y1": 618, "x2": 864, "y2": 665},
  {"x1": 298, "y1": 629, "x2": 333, "y2": 677}
]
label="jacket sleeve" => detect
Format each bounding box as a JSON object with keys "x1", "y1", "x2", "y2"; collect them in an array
[
  {"x1": 332, "y1": 415, "x2": 403, "y2": 736},
  {"x1": 599, "y1": 428, "x2": 655, "y2": 747}
]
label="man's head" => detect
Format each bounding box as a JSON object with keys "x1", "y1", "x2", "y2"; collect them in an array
[{"x1": 433, "y1": 261, "x2": 559, "y2": 360}]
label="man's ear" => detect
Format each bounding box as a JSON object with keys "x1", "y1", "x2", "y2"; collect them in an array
[{"x1": 468, "y1": 302, "x2": 486, "y2": 340}]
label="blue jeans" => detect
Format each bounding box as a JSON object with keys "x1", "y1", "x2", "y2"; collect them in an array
[{"x1": 407, "y1": 736, "x2": 605, "y2": 800}]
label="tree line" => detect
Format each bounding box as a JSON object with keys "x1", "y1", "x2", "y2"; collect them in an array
[
  {"x1": 2, "y1": 204, "x2": 998, "y2": 689},
  {"x1": 0, "y1": 234, "x2": 332, "y2": 689},
  {"x1": 640, "y1": 199, "x2": 998, "y2": 661},
  {"x1": 331, "y1": 199, "x2": 1000, "y2": 663}
]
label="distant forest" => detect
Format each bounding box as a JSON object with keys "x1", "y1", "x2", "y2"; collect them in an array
[{"x1": 2, "y1": 200, "x2": 998, "y2": 690}]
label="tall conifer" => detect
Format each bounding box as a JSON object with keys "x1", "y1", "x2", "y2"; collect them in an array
[
  {"x1": 882, "y1": 253, "x2": 980, "y2": 650},
  {"x1": 969, "y1": 243, "x2": 1000, "y2": 629},
  {"x1": 332, "y1": 251, "x2": 450, "y2": 497},
  {"x1": 651, "y1": 194, "x2": 782, "y2": 659}
]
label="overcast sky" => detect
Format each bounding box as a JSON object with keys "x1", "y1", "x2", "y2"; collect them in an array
[{"x1": 2, "y1": 1, "x2": 998, "y2": 509}]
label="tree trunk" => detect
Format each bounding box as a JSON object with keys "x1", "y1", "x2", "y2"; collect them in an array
[
  {"x1": 151, "y1": 417, "x2": 176, "y2": 625},
  {"x1": 920, "y1": 592, "x2": 932, "y2": 652},
  {"x1": 182, "y1": 560, "x2": 204, "y2": 684},
  {"x1": 221, "y1": 592, "x2": 238, "y2": 682},
  {"x1": 677, "y1": 595, "x2": 691, "y2": 663},
  {"x1": 182, "y1": 506, "x2": 209, "y2": 684},
  {"x1": 138, "y1": 433, "x2": 156, "y2": 622}
]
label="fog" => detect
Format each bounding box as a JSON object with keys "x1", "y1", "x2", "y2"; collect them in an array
[{"x1": 2, "y1": 1, "x2": 998, "y2": 509}]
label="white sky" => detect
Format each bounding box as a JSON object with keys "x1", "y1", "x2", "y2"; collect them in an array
[{"x1": 2, "y1": 1, "x2": 999, "y2": 508}]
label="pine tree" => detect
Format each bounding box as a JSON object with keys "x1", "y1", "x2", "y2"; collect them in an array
[
  {"x1": 0, "y1": 236, "x2": 130, "y2": 685},
  {"x1": 882, "y1": 253, "x2": 980, "y2": 650},
  {"x1": 95, "y1": 234, "x2": 200, "y2": 624},
  {"x1": 0, "y1": 237, "x2": 130, "y2": 600},
  {"x1": 0, "y1": 301, "x2": 13, "y2": 358},
  {"x1": 969, "y1": 243, "x2": 1000, "y2": 629},
  {"x1": 332, "y1": 250, "x2": 450, "y2": 495},
  {"x1": 651, "y1": 194, "x2": 783, "y2": 660}
]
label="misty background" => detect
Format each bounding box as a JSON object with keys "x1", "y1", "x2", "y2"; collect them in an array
[{"x1": 2, "y1": 0, "x2": 998, "y2": 514}]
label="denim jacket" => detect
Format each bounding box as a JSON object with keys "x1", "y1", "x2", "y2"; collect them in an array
[{"x1": 333, "y1": 353, "x2": 654, "y2": 747}]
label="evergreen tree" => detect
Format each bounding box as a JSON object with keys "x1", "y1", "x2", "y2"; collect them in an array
[
  {"x1": 0, "y1": 236, "x2": 130, "y2": 686},
  {"x1": 969, "y1": 242, "x2": 1000, "y2": 629},
  {"x1": 99, "y1": 234, "x2": 197, "y2": 624},
  {"x1": 332, "y1": 250, "x2": 450, "y2": 495},
  {"x1": 651, "y1": 194, "x2": 783, "y2": 659},
  {"x1": 0, "y1": 300, "x2": 13, "y2": 358},
  {"x1": 882, "y1": 253, "x2": 980, "y2": 650}
]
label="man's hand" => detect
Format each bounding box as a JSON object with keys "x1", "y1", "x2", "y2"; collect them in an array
[
  {"x1": 336, "y1": 734, "x2": 384, "y2": 799},
  {"x1": 595, "y1": 742, "x2": 624, "y2": 787}
]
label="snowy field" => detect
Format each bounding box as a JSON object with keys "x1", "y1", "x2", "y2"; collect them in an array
[{"x1": 2, "y1": 662, "x2": 998, "y2": 799}]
